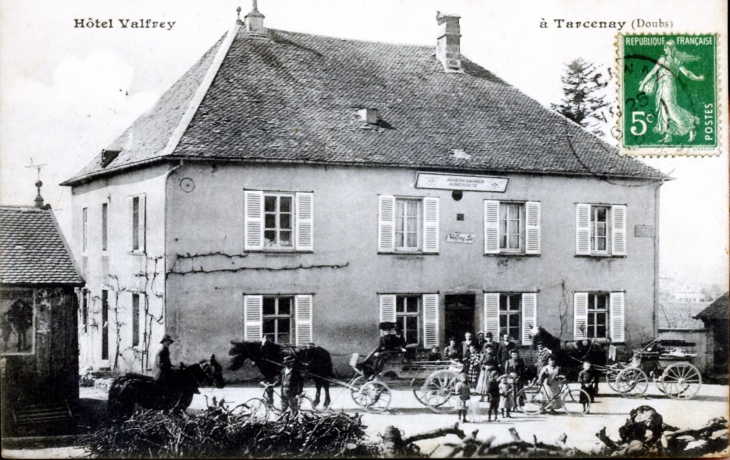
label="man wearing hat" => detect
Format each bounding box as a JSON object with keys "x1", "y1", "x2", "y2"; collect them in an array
[
  {"x1": 272, "y1": 356, "x2": 304, "y2": 413},
  {"x1": 153, "y1": 334, "x2": 176, "y2": 381},
  {"x1": 360, "y1": 322, "x2": 405, "y2": 377}
]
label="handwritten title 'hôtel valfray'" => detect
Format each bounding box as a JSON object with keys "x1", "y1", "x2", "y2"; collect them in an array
[{"x1": 74, "y1": 18, "x2": 176, "y2": 30}]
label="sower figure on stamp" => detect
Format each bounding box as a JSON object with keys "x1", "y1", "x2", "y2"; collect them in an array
[
  {"x1": 271, "y1": 356, "x2": 304, "y2": 413},
  {"x1": 639, "y1": 40, "x2": 705, "y2": 143}
]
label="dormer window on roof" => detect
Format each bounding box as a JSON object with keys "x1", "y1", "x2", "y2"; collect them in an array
[
  {"x1": 358, "y1": 108, "x2": 378, "y2": 124},
  {"x1": 101, "y1": 150, "x2": 120, "y2": 168}
]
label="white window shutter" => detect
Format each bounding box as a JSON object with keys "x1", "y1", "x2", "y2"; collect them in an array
[
  {"x1": 295, "y1": 295, "x2": 313, "y2": 345},
  {"x1": 296, "y1": 192, "x2": 314, "y2": 251},
  {"x1": 378, "y1": 196, "x2": 396, "y2": 252},
  {"x1": 139, "y1": 293, "x2": 146, "y2": 347},
  {"x1": 576, "y1": 204, "x2": 591, "y2": 255},
  {"x1": 244, "y1": 191, "x2": 264, "y2": 250},
  {"x1": 423, "y1": 197, "x2": 439, "y2": 253},
  {"x1": 484, "y1": 200, "x2": 500, "y2": 254},
  {"x1": 483, "y1": 293, "x2": 500, "y2": 338},
  {"x1": 610, "y1": 292, "x2": 625, "y2": 342},
  {"x1": 243, "y1": 295, "x2": 263, "y2": 341},
  {"x1": 127, "y1": 197, "x2": 134, "y2": 251},
  {"x1": 521, "y1": 293, "x2": 537, "y2": 345},
  {"x1": 422, "y1": 294, "x2": 439, "y2": 348},
  {"x1": 138, "y1": 194, "x2": 146, "y2": 252},
  {"x1": 574, "y1": 292, "x2": 589, "y2": 340},
  {"x1": 612, "y1": 205, "x2": 627, "y2": 256},
  {"x1": 525, "y1": 202, "x2": 541, "y2": 255},
  {"x1": 379, "y1": 294, "x2": 396, "y2": 323}
]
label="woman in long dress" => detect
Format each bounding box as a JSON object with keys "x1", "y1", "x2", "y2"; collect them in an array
[
  {"x1": 639, "y1": 40, "x2": 705, "y2": 143},
  {"x1": 537, "y1": 355, "x2": 562, "y2": 411}
]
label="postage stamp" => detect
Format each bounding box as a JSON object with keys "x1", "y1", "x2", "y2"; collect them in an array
[{"x1": 617, "y1": 34, "x2": 719, "y2": 156}]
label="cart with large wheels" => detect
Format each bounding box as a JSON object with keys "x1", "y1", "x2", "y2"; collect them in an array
[
  {"x1": 610, "y1": 338, "x2": 701, "y2": 399},
  {"x1": 347, "y1": 351, "x2": 463, "y2": 413}
]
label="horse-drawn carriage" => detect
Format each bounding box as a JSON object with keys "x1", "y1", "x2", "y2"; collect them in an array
[
  {"x1": 606, "y1": 338, "x2": 702, "y2": 399},
  {"x1": 347, "y1": 348, "x2": 464, "y2": 413}
]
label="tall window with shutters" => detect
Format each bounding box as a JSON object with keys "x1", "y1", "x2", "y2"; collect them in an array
[
  {"x1": 576, "y1": 204, "x2": 627, "y2": 256},
  {"x1": 127, "y1": 194, "x2": 146, "y2": 253},
  {"x1": 378, "y1": 196, "x2": 439, "y2": 253},
  {"x1": 244, "y1": 191, "x2": 313, "y2": 252},
  {"x1": 379, "y1": 294, "x2": 438, "y2": 347},
  {"x1": 82, "y1": 207, "x2": 88, "y2": 253},
  {"x1": 484, "y1": 201, "x2": 540, "y2": 255},
  {"x1": 574, "y1": 292, "x2": 625, "y2": 342},
  {"x1": 484, "y1": 293, "x2": 537, "y2": 345},
  {"x1": 243, "y1": 295, "x2": 313, "y2": 345}
]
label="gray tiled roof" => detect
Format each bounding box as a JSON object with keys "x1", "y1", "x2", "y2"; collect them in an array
[
  {"x1": 63, "y1": 27, "x2": 664, "y2": 186},
  {"x1": 0, "y1": 206, "x2": 84, "y2": 285},
  {"x1": 695, "y1": 292, "x2": 728, "y2": 320}
]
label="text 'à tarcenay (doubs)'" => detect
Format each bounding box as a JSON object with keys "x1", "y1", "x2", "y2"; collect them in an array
[{"x1": 74, "y1": 19, "x2": 176, "y2": 30}]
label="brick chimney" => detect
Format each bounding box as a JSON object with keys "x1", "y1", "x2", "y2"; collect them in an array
[
  {"x1": 436, "y1": 12, "x2": 462, "y2": 72},
  {"x1": 243, "y1": 0, "x2": 265, "y2": 32}
]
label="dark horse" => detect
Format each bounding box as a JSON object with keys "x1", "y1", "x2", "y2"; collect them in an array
[
  {"x1": 229, "y1": 341, "x2": 333, "y2": 408},
  {"x1": 530, "y1": 326, "x2": 608, "y2": 379},
  {"x1": 107, "y1": 355, "x2": 225, "y2": 420}
]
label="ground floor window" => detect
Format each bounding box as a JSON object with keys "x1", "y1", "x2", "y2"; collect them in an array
[
  {"x1": 587, "y1": 293, "x2": 609, "y2": 339},
  {"x1": 499, "y1": 294, "x2": 521, "y2": 340},
  {"x1": 396, "y1": 295, "x2": 421, "y2": 345},
  {"x1": 101, "y1": 290, "x2": 109, "y2": 360},
  {"x1": 263, "y1": 296, "x2": 293, "y2": 344},
  {"x1": 574, "y1": 291, "x2": 624, "y2": 342}
]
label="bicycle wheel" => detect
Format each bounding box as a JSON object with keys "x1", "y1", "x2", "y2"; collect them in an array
[
  {"x1": 239, "y1": 398, "x2": 270, "y2": 421},
  {"x1": 516, "y1": 387, "x2": 548, "y2": 415},
  {"x1": 562, "y1": 388, "x2": 591, "y2": 415}
]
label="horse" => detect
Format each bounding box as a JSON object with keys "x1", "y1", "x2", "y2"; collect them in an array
[
  {"x1": 107, "y1": 355, "x2": 225, "y2": 420},
  {"x1": 529, "y1": 326, "x2": 609, "y2": 379},
  {"x1": 228, "y1": 341, "x2": 333, "y2": 408}
]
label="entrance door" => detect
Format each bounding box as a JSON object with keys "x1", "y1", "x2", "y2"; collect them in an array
[{"x1": 444, "y1": 295, "x2": 476, "y2": 343}]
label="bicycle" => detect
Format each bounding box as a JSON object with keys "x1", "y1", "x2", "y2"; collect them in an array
[
  {"x1": 515, "y1": 376, "x2": 591, "y2": 416},
  {"x1": 235, "y1": 382, "x2": 328, "y2": 420}
]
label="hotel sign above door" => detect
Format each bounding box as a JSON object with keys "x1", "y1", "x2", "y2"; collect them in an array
[{"x1": 415, "y1": 172, "x2": 508, "y2": 192}]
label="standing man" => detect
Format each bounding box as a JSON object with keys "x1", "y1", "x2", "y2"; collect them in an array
[
  {"x1": 498, "y1": 334, "x2": 516, "y2": 366},
  {"x1": 461, "y1": 332, "x2": 475, "y2": 358},
  {"x1": 482, "y1": 332, "x2": 500, "y2": 359},
  {"x1": 273, "y1": 356, "x2": 304, "y2": 413},
  {"x1": 474, "y1": 332, "x2": 487, "y2": 352},
  {"x1": 153, "y1": 335, "x2": 176, "y2": 381}
]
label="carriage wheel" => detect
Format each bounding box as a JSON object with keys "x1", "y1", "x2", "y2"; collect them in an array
[
  {"x1": 605, "y1": 366, "x2": 622, "y2": 393},
  {"x1": 353, "y1": 381, "x2": 391, "y2": 413},
  {"x1": 562, "y1": 388, "x2": 591, "y2": 416},
  {"x1": 237, "y1": 398, "x2": 270, "y2": 421},
  {"x1": 349, "y1": 376, "x2": 367, "y2": 404},
  {"x1": 515, "y1": 387, "x2": 548, "y2": 415},
  {"x1": 615, "y1": 368, "x2": 649, "y2": 397},
  {"x1": 422, "y1": 370, "x2": 460, "y2": 414},
  {"x1": 411, "y1": 379, "x2": 430, "y2": 406},
  {"x1": 659, "y1": 363, "x2": 702, "y2": 400}
]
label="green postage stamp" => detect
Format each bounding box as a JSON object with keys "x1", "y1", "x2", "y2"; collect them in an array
[{"x1": 618, "y1": 34, "x2": 719, "y2": 156}]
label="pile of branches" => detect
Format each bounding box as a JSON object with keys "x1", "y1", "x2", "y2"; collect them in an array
[
  {"x1": 595, "y1": 405, "x2": 728, "y2": 457},
  {"x1": 78, "y1": 399, "x2": 379, "y2": 458},
  {"x1": 380, "y1": 424, "x2": 586, "y2": 457}
]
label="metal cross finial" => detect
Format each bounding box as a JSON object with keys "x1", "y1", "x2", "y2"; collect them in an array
[{"x1": 25, "y1": 158, "x2": 48, "y2": 181}]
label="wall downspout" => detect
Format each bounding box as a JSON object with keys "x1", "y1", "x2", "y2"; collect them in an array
[
  {"x1": 163, "y1": 160, "x2": 183, "y2": 345},
  {"x1": 653, "y1": 179, "x2": 664, "y2": 338}
]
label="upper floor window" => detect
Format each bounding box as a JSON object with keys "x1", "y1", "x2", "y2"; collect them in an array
[
  {"x1": 127, "y1": 194, "x2": 146, "y2": 253},
  {"x1": 484, "y1": 292, "x2": 536, "y2": 345},
  {"x1": 244, "y1": 191, "x2": 313, "y2": 251},
  {"x1": 484, "y1": 201, "x2": 540, "y2": 255},
  {"x1": 378, "y1": 196, "x2": 439, "y2": 253},
  {"x1": 82, "y1": 207, "x2": 88, "y2": 253},
  {"x1": 243, "y1": 294, "x2": 313, "y2": 345},
  {"x1": 573, "y1": 291, "x2": 625, "y2": 342},
  {"x1": 101, "y1": 203, "x2": 108, "y2": 252},
  {"x1": 576, "y1": 204, "x2": 626, "y2": 256}
]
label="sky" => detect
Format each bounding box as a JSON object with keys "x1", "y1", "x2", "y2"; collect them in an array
[{"x1": 0, "y1": 0, "x2": 727, "y2": 288}]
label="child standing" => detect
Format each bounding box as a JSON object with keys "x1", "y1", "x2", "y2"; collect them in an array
[
  {"x1": 578, "y1": 361, "x2": 598, "y2": 412},
  {"x1": 498, "y1": 374, "x2": 514, "y2": 418},
  {"x1": 486, "y1": 369, "x2": 500, "y2": 421},
  {"x1": 455, "y1": 372, "x2": 471, "y2": 423}
]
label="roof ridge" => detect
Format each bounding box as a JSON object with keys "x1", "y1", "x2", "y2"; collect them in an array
[
  {"x1": 267, "y1": 27, "x2": 435, "y2": 50},
  {"x1": 161, "y1": 22, "x2": 242, "y2": 157}
]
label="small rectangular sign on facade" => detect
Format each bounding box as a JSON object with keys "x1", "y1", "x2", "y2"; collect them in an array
[
  {"x1": 416, "y1": 172, "x2": 508, "y2": 192},
  {"x1": 634, "y1": 225, "x2": 655, "y2": 238},
  {"x1": 446, "y1": 232, "x2": 475, "y2": 244}
]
